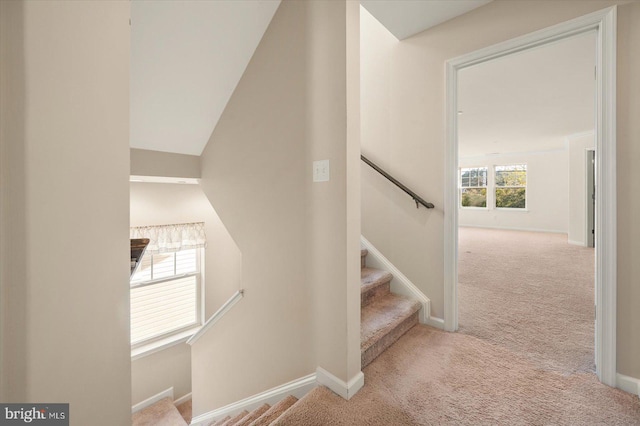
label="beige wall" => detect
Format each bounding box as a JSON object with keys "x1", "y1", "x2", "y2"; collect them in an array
[
  {"x1": 459, "y1": 150, "x2": 569, "y2": 233},
  {"x1": 130, "y1": 182, "x2": 241, "y2": 405},
  {"x1": 131, "y1": 342, "x2": 192, "y2": 407},
  {"x1": 568, "y1": 133, "x2": 596, "y2": 246},
  {"x1": 0, "y1": 1, "x2": 132, "y2": 424},
  {"x1": 130, "y1": 148, "x2": 201, "y2": 179},
  {"x1": 361, "y1": 0, "x2": 640, "y2": 378},
  {"x1": 194, "y1": 0, "x2": 360, "y2": 415}
]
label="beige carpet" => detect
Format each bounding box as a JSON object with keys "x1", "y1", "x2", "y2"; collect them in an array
[
  {"x1": 132, "y1": 397, "x2": 187, "y2": 426},
  {"x1": 274, "y1": 326, "x2": 640, "y2": 425},
  {"x1": 274, "y1": 228, "x2": 639, "y2": 424},
  {"x1": 458, "y1": 227, "x2": 595, "y2": 373}
]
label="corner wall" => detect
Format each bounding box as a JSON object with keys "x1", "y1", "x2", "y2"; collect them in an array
[
  {"x1": 194, "y1": 0, "x2": 360, "y2": 415},
  {"x1": 360, "y1": 0, "x2": 640, "y2": 378},
  {"x1": 0, "y1": 1, "x2": 131, "y2": 423}
]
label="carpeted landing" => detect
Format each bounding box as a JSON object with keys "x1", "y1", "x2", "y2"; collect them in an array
[{"x1": 273, "y1": 325, "x2": 640, "y2": 425}]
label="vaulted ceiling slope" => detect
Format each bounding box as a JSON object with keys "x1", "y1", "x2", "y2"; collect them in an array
[
  {"x1": 130, "y1": 0, "x2": 281, "y2": 156},
  {"x1": 131, "y1": 0, "x2": 493, "y2": 156}
]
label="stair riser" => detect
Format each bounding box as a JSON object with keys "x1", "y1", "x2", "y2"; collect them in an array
[
  {"x1": 361, "y1": 282, "x2": 390, "y2": 307},
  {"x1": 361, "y1": 311, "x2": 419, "y2": 368}
]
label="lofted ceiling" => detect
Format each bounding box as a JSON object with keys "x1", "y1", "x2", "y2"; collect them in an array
[
  {"x1": 131, "y1": 0, "x2": 495, "y2": 156},
  {"x1": 458, "y1": 31, "x2": 596, "y2": 158}
]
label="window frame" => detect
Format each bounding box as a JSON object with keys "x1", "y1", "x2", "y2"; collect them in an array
[
  {"x1": 130, "y1": 247, "x2": 205, "y2": 358},
  {"x1": 459, "y1": 166, "x2": 489, "y2": 209},
  {"x1": 493, "y1": 164, "x2": 527, "y2": 210}
]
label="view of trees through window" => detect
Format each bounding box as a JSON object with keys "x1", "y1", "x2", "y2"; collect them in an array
[
  {"x1": 495, "y1": 164, "x2": 526, "y2": 208},
  {"x1": 460, "y1": 164, "x2": 527, "y2": 209},
  {"x1": 460, "y1": 167, "x2": 488, "y2": 207}
]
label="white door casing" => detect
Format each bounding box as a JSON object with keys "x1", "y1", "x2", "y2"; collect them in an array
[{"x1": 444, "y1": 6, "x2": 617, "y2": 387}]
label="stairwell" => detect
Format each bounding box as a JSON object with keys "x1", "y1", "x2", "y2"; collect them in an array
[{"x1": 133, "y1": 248, "x2": 421, "y2": 426}]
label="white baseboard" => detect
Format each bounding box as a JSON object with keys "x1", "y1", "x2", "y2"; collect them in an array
[
  {"x1": 132, "y1": 387, "x2": 174, "y2": 414},
  {"x1": 174, "y1": 392, "x2": 192, "y2": 407},
  {"x1": 361, "y1": 236, "x2": 431, "y2": 324},
  {"x1": 425, "y1": 316, "x2": 445, "y2": 330},
  {"x1": 568, "y1": 239, "x2": 589, "y2": 247},
  {"x1": 616, "y1": 373, "x2": 640, "y2": 397},
  {"x1": 316, "y1": 367, "x2": 364, "y2": 400},
  {"x1": 190, "y1": 373, "x2": 317, "y2": 426},
  {"x1": 459, "y1": 225, "x2": 567, "y2": 234}
]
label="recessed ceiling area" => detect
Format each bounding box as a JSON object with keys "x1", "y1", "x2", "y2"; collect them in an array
[
  {"x1": 130, "y1": 0, "x2": 281, "y2": 156},
  {"x1": 458, "y1": 31, "x2": 596, "y2": 158}
]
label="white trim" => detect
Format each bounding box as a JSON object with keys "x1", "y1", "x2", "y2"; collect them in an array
[
  {"x1": 425, "y1": 316, "x2": 445, "y2": 330},
  {"x1": 190, "y1": 373, "x2": 317, "y2": 426},
  {"x1": 616, "y1": 373, "x2": 640, "y2": 397},
  {"x1": 130, "y1": 175, "x2": 200, "y2": 185},
  {"x1": 187, "y1": 289, "x2": 244, "y2": 346},
  {"x1": 132, "y1": 387, "x2": 174, "y2": 414},
  {"x1": 568, "y1": 240, "x2": 587, "y2": 247},
  {"x1": 360, "y1": 236, "x2": 431, "y2": 324},
  {"x1": 174, "y1": 393, "x2": 192, "y2": 407},
  {"x1": 565, "y1": 130, "x2": 595, "y2": 142},
  {"x1": 131, "y1": 327, "x2": 198, "y2": 361},
  {"x1": 459, "y1": 224, "x2": 566, "y2": 234},
  {"x1": 315, "y1": 367, "x2": 364, "y2": 401},
  {"x1": 445, "y1": 7, "x2": 617, "y2": 385}
]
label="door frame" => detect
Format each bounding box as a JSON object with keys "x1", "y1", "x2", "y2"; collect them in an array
[{"x1": 444, "y1": 7, "x2": 617, "y2": 386}]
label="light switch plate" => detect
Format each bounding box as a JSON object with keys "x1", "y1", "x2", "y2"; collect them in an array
[{"x1": 313, "y1": 160, "x2": 330, "y2": 182}]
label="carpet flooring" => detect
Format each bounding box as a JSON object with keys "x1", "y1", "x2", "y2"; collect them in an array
[
  {"x1": 275, "y1": 228, "x2": 640, "y2": 425},
  {"x1": 458, "y1": 227, "x2": 596, "y2": 374}
]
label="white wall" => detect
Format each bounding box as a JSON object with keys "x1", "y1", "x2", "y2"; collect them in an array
[
  {"x1": 567, "y1": 133, "x2": 595, "y2": 246},
  {"x1": 459, "y1": 150, "x2": 569, "y2": 233},
  {"x1": 360, "y1": 0, "x2": 640, "y2": 379},
  {"x1": 129, "y1": 182, "x2": 241, "y2": 405},
  {"x1": 0, "y1": 1, "x2": 131, "y2": 424}
]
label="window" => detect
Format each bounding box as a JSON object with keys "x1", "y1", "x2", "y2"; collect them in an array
[
  {"x1": 495, "y1": 164, "x2": 527, "y2": 209},
  {"x1": 130, "y1": 247, "x2": 202, "y2": 347},
  {"x1": 460, "y1": 167, "x2": 488, "y2": 207}
]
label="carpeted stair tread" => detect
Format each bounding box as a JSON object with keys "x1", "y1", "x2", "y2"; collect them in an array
[
  {"x1": 248, "y1": 395, "x2": 298, "y2": 426},
  {"x1": 361, "y1": 293, "x2": 421, "y2": 367},
  {"x1": 361, "y1": 267, "x2": 392, "y2": 306},
  {"x1": 176, "y1": 399, "x2": 192, "y2": 424},
  {"x1": 132, "y1": 397, "x2": 188, "y2": 426},
  {"x1": 360, "y1": 248, "x2": 368, "y2": 268},
  {"x1": 221, "y1": 410, "x2": 249, "y2": 426},
  {"x1": 269, "y1": 387, "x2": 331, "y2": 426},
  {"x1": 210, "y1": 415, "x2": 231, "y2": 426},
  {"x1": 234, "y1": 404, "x2": 270, "y2": 426}
]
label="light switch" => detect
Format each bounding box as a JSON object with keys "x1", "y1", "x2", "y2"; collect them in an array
[{"x1": 313, "y1": 160, "x2": 330, "y2": 182}]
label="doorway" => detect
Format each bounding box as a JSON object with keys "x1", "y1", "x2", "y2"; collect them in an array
[{"x1": 444, "y1": 7, "x2": 617, "y2": 386}]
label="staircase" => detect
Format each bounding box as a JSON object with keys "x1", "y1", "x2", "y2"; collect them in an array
[
  {"x1": 360, "y1": 248, "x2": 421, "y2": 367},
  {"x1": 134, "y1": 249, "x2": 421, "y2": 426}
]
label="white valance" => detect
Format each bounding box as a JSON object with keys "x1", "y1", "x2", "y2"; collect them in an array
[{"x1": 130, "y1": 222, "x2": 206, "y2": 254}]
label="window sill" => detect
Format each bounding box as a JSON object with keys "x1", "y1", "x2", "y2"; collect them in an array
[
  {"x1": 495, "y1": 208, "x2": 529, "y2": 212},
  {"x1": 131, "y1": 326, "x2": 201, "y2": 361}
]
